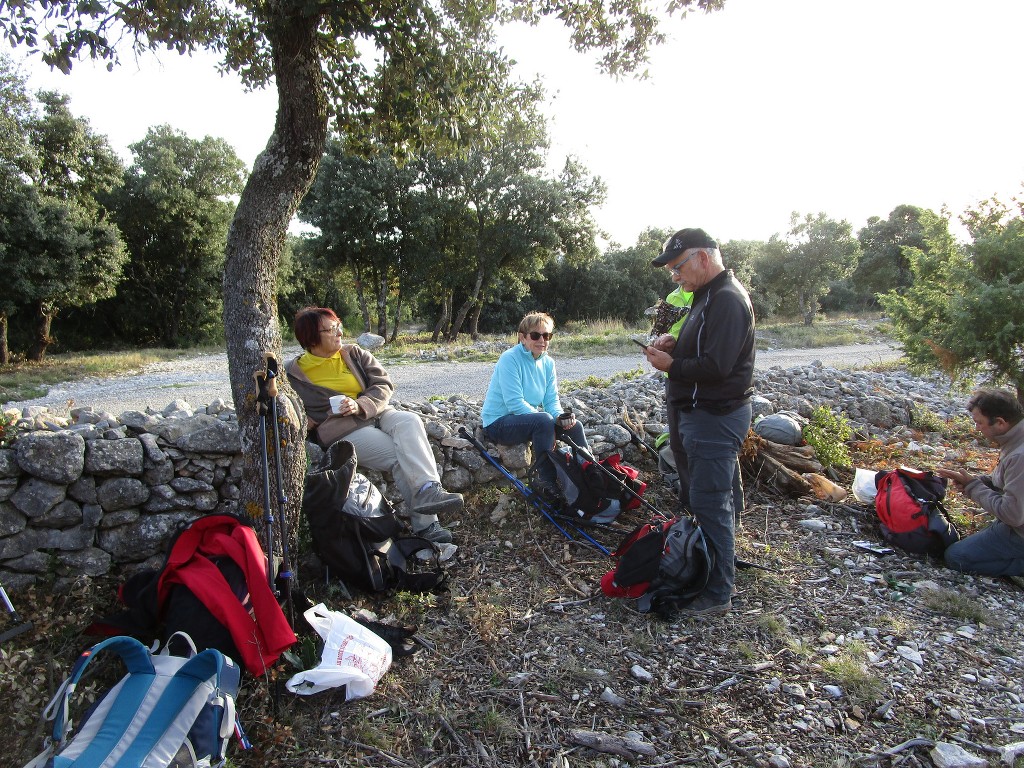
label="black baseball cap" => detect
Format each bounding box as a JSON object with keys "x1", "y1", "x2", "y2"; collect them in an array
[{"x1": 651, "y1": 228, "x2": 718, "y2": 266}]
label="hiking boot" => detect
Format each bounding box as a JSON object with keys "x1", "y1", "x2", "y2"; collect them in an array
[
  {"x1": 413, "y1": 482, "x2": 463, "y2": 515},
  {"x1": 413, "y1": 521, "x2": 454, "y2": 545},
  {"x1": 677, "y1": 596, "x2": 732, "y2": 617}
]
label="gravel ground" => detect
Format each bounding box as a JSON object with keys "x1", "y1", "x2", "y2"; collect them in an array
[{"x1": 5, "y1": 342, "x2": 901, "y2": 416}]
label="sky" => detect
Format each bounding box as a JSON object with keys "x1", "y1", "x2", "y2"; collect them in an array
[{"x1": 16, "y1": 0, "x2": 1024, "y2": 249}]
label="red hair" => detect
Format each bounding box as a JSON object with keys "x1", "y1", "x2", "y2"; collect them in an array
[{"x1": 294, "y1": 307, "x2": 339, "y2": 350}]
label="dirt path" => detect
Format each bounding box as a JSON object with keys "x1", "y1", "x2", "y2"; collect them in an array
[{"x1": 5, "y1": 342, "x2": 901, "y2": 415}]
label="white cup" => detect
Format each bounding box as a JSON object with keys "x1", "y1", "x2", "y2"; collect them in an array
[{"x1": 329, "y1": 395, "x2": 346, "y2": 414}]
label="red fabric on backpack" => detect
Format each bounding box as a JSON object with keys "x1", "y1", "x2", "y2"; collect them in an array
[
  {"x1": 874, "y1": 467, "x2": 944, "y2": 534},
  {"x1": 157, "y1": 514, "x2": 296, "y2": 676},
  {"x1": 873, "y1": 466, "x2": 959, "y2": 556},
  {"x1": 601, "y1": 454, "x2": 647, "y2": 510}
]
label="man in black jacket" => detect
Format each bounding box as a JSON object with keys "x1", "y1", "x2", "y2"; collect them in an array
[{"x1": 644, "y1": 228, "x2": 755, "y2": 616}]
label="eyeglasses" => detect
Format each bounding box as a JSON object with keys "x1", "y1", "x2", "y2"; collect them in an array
[
  {"x1": 666, "y1": 251, "x2": 697, "y2": 274},
  {"x1": 319, "y1": 322, "x2": 342, "y2": 335},
  {"x1": 527, "y1": 331, "x2": 553, "y2": 341}
]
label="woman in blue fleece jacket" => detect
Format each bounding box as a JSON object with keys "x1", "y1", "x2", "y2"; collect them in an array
[{"x1": 481, "y1": 312, "x2": 588, "y2": 494}]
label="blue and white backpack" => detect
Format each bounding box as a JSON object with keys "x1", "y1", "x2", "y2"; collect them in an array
[{"x1": 24, "y1": 632, "x2": 242, "y2": 768}]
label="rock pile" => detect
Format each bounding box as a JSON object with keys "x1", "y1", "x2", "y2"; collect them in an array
[{"x1": 1, "y1": 362, "x2": 970, "y2": 590}]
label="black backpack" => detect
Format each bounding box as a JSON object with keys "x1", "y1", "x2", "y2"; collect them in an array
[
  {"x1": 601, "y1": 514, "x2": 714, "y2": 617},
  {"x1": 302, "y1": 440, "x2": 447, "y2": 593},
  {"x1": 547, "y1": 445, "x2": 646, "y2": 524},
  {"x1": 874, "y1": 466, "x2": 960, "y2": 556}
]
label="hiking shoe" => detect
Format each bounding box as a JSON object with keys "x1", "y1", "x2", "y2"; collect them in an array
[
  {"x1": 413, "y1": 521, "x2": 454, "y2": 545},
  {"x1": 677, "y1": 596, "x2": 732, "y2": 617},
  {"x1": 413, "y1": 482, "x2": 463, "y2": 515}
]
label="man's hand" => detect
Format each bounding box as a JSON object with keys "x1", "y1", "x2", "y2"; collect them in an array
[
  {"x1": 644, "y1": 346, "x2": 672, "y2": 372},
  {"x1": 652, "y1": 333, "x2": 675, "y2": 352},
  {"x1": 935, "y1": 467, "x2": 972, "y2": 491}
]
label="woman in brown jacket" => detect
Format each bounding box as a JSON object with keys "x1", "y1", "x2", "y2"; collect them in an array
[{"x1": 286, "y1": 307, "x2": 460, "y2": 544}]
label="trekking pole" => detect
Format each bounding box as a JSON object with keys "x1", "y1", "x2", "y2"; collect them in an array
[
  {"x1": 559, "y1": 435, "x2": 669, "y2": 520},
  {"x1": 254, "y1": 360, "x2": 278, "y2": 596},
  {"x1": 457, "y1": 427, "x2": 611, "y2": 555},
  {"x1": 263, "y1": 355, "x2": 295, "y2": 625},
  {"x1": 0, "y1": 581, "x2": 33, "y2": 644}
]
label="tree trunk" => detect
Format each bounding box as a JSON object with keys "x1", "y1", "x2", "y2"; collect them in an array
[
  {"x1": 469, "y1": 301, "x2": 482, "y2": 340},
  {"x1": 352, "y1": 271, "x2": 371, "y2": 332},
  {"x1": 798, "y1": 290, "x2": 816, "y2": 325},
  {"x1": 222, "y1": 14, "x2": 326, "y2": 559},
  {"x1": 447, "y1": 267, "x2": 484, "y2": 341},
  {"x1": 389, "y1": 288, "x2": 402, "y2": 343},
  {"x1": 431, "y1": 293, "x2": 451, "y2": 342},
  {"x1": 0, "y1": 312, "x2": 8, "y2": 365},
  {"x1": 375, "y1": 273, "x2": 388, "y2": 338},
  {"x1": 27, "y1": 300, "x2": 54, "y2": 362}
]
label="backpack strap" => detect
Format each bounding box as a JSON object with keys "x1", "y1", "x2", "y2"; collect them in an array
[{"x1": 47, "y1": 636, "x2": 157, "y2": 749}]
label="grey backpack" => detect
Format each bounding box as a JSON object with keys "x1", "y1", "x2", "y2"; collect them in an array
[{"x1": 753, "y1": 411, "x2": 806, "y2": 445}]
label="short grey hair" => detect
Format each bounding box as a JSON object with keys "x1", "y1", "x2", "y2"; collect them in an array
[{"x1": 685, "y1": 246, "x2": 723, "y2": 267}]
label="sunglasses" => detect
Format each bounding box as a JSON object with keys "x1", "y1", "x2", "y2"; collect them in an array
[
  {"x1": 666, "y1": 251, "x2": 697, "y2": 274},
  {"x1": 526, "y1": 331, "x2": 553, "y2": 341}
]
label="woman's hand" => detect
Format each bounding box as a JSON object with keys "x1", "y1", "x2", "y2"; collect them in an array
[{"x1": 332, "y1": 395, "x2": 361, "y2": 416}]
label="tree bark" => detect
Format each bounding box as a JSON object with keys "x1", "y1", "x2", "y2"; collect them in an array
[
  {"x1": 375, "y1": 273, "x2": 388, "y2": 338},
  {"x1": 0, "y1": 312, "x2": 8, "y2": 365},
  {"x1": 27, "y1": 300, "x2": 54, "y2": 362},
  {"x1": 431, "y1": 293, "x2": 451, "y2": 342},
  {"x1": 469, "y1": 300, "x2": 482, "y2": 340},
  {"x1": 222, "y1": 13, "x2": 326, "y2": 555},
  {"x1": 352, "y1": 271, "x2": 371, "y2": 332},
  {"x1": 448, "y1": 266, "x2": 484, "y2": 341}
]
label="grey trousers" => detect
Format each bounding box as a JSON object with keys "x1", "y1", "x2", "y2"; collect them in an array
[{"x1": 343, "y1": 410, "x2": 441, "y2": 528}]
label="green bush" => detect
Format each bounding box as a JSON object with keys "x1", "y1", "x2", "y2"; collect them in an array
[
  {"x1": 0, "y1": 411, "x2": 15, "y2": 447},
  {"x1": 803, "y1": 406, "x2": 853, "y2": 469}
]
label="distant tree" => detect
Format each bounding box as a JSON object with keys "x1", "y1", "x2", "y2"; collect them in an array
[
  {"x1": 880, "y1": 198, "x2": 1024, "y2": 402},
  {"x1": 835, "y1": 204, "x2": 931, "y2": 310},
  {"x1": 720, "y1": 238, "x2": 771, "y2": 318},
  {"x1": 106, "y1": 126, "x2": 246, "y2": 346},
  {"x1": 759, "y1": 212, "x2": 861, "y2": 325},
  {"x1": 0, "y1": 54, "x2": 38, "y2": 362},
  {"x1": 299, "y1": 142, "x2": 428, "y2": 338},
  {"x1": 4, "y1": 91, "x2": 127, "y2": 360}
]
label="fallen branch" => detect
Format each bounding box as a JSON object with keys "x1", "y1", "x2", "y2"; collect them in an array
[{"x1": 569, "y1": 729, "x2": 657, "y2": 759}]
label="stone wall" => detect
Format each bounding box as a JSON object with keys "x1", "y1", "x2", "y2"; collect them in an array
[{"x1": 1, "y1": 362, "x2": 968, "y2": 591}]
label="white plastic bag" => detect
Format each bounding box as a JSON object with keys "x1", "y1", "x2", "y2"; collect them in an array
[
  {"x1": 285, "y1": 603, "x2": 392, "y2": 699},
  {"x1": 852, "y1": 468, "x2": 879, "y2": 504}
]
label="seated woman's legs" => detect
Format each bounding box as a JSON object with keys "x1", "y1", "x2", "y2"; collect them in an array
[
  {"x1": 484, "y1": 412, "x2": 558, "y2": 482},
  {"x1": 343, "y1": 413, "x2": 459, "y2": 543}
]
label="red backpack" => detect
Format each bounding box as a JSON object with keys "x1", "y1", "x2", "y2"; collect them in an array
[{"x1": 874, "y1": 466, "x2": 960, "y2": 556}]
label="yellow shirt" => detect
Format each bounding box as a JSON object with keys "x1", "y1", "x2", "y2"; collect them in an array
[{"x1": 297, "y1": 351, "x2": 361, "y2": 398}]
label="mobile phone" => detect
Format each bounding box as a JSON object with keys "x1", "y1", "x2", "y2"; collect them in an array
[{"x1": 631, "y1": 338, "x2": 649, "y2": 350}]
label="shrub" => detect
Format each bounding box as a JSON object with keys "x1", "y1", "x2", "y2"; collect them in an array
[
  {"x1": 0, "y1": 411, "x2": 15, "y2": 447},
  {"x1": 803, "y1": 406, "x2": 853, "y2": 469}
]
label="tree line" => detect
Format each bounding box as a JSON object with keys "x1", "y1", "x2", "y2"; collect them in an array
[{"x1": 3, "y1": 53, "x2": 1023, "y2": 399}]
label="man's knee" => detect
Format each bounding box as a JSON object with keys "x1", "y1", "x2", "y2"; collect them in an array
[{"x1": 943, "y1": 540, "x2": 975, "y2": 572}]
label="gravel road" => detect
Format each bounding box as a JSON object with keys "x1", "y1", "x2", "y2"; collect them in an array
[{"x1": 5, "y1": 342, "x2": 901, "y2": 416}]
